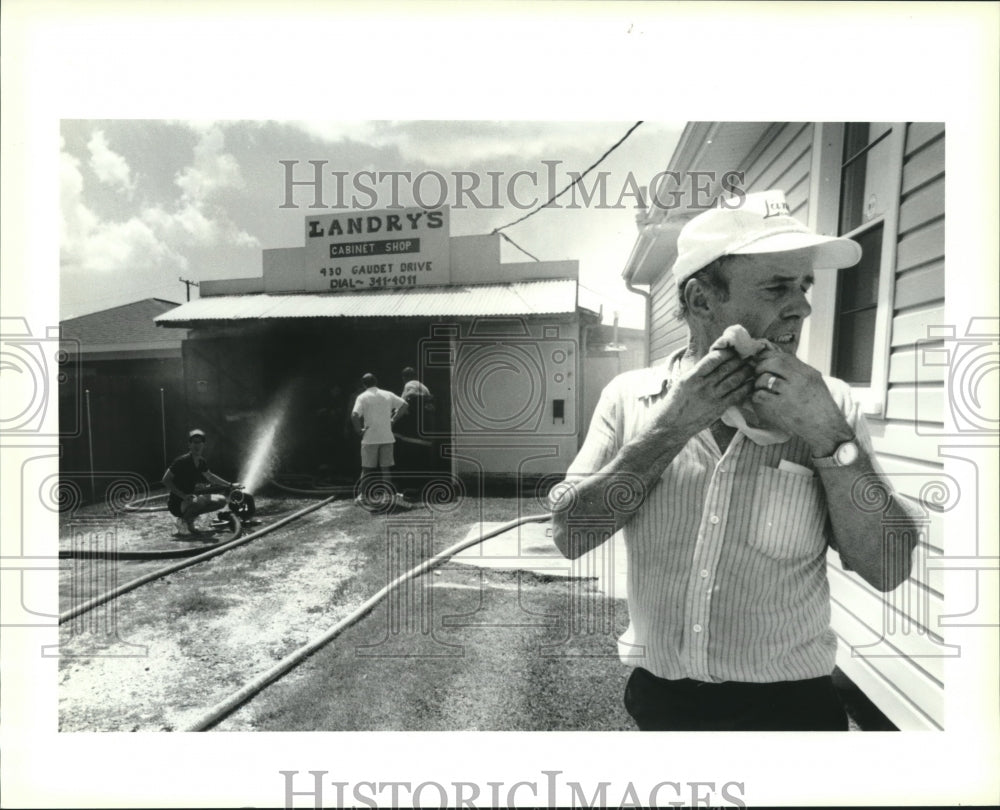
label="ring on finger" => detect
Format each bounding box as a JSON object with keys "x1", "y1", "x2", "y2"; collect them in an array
[{"x1": 766, "y1": 374, "x2": 778, "y2": 392}]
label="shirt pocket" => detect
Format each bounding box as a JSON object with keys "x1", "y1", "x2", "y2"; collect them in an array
[{"x1": 748, "y1": 466, "x2": 828, "y2": 560}]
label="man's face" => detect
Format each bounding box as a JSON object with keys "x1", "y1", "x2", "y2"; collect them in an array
[
  {"x1": 189, "y1": 437, "x2": 206, "y2": 456},
  {"x1": 706, "y1": 253, "x2": 814, "y2": 355}
]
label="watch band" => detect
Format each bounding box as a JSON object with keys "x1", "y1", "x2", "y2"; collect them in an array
[{"x1": 813, "y1": 437, "x2": 860, "y2": 468}]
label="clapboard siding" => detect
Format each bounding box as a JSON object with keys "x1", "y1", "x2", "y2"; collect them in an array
[
  {"x1": 885, "y1": 385, "x2": 944, "y2": 423},
  {"x1": 889, "y1": 345, "x2": 945, "y2": 383},
  {"x1": 895, "y1": 261, "x2": 945, "y2": 310},
  {"x1": 830, "y1": 606, "x2": 945, "y2": 728},
  {"x1": 904, "y1": 122, "x2": 946, "y2": 154},
  {"x1": 919, "y1": 508, "x2": 945, "y2": 558},
  {"x1": 649, "y1": 269, "x2": 684, "y2": 363},
  {"x1": 913, "y1": 531, "x2": 946, "y2": 587},
  {"x1": 649, "y1": 329, "x2": 687, "y2": 364},
  {"x1": 898, "y1": 177, "x2": 946, "y2": 236},
  {"x1": 835, "y1": 122, "x2": 947, "y2": 728},
  {"x1": 896, "y1": 219, "x2": 945, "y2": 272},
  {"x1": 785, "y1": 176, "x2": 810, "y2": 223},
  {"x1": 892, "y1": 304, "x2": 946, "y2": 346},
  {"x1": 650, "y1": 281, "x2": 677, "y2": 321},
  {"x1": 901, "y1": 135, "x2": 945, "y2": 195},
  {"x1": 832, "y1": 603, "x2": 944, "y2": 729},
  {"x1": 743, "y1": 122, "x2": 812, "y2": 192},
  {"x1": 868, "y1": 417, "x2": 949, "y2": 461},
  {"x1": 761, "y1": 146, "x2": 812, "y2": 201},
  {"x1": 834, "y1": 645, "x2": 940, "y2": 730},
  {"x1": 829, "y1": 567, "x2": 948, "y2": 681}
]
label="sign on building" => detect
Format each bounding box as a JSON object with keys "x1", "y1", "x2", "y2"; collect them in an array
[{"x1": 303, "y1": 206, "x2": 451, "y2": 292}]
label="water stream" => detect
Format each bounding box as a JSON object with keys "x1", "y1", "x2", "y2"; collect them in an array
[{"x1": 239, "y1": 386, "x2": 294, "y2": 493}]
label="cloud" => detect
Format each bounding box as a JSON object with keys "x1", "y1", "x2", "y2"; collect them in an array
[
  {"x1": 141, "y1": 201, "x2": 259, "y2": 250},
  {"x1": 61, "y1": 135, "x2": 187, "y2": 278},
  {"x1": 87, "y1": 130, "x2": 134, "y2": 193},
  {"x1": 175, "y1": 125, "x2": 245, "y2": 202},
  {"x1": 163, "y1": 124, "x2": 260, "y2": 249},
  {"x1": 61, "y1": 125, "x2": 260, "y2": 288},
  {"x1": 60, "y1": 141, "x2": 97, "y2": 254}
]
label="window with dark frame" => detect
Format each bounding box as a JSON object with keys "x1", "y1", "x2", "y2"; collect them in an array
[
  {"x1": 832, "y1": 122, "x2": 893, "y2": 384},
  {"x1": 832, "y1": 224, "x2": 883, "y2": 383}
]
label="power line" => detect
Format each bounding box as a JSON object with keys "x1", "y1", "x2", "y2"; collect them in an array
[
  {"x1": 492, "y1": 121, "x2": 644, "y2": 236},
  {"x1": 497, "y1": 232, "x2": 541, "y2": 262}
]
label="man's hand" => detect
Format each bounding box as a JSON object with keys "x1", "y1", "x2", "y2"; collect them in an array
[
  {"x1": 751, "y1": 348, "x2": 853, "y2": 455},
  {"x1": 551, "y1": 347, "x2": 753, "y2": 559},
  {"x1": 646, "y1": 347, "x2": 756, "y2": 443}
]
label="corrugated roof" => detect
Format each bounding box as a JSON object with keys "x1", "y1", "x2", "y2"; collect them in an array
[
  {"x1": 154, "y1": 280, "x2": 580, "y2": 326},
  {"x1": 61, "y1": 298, "x2": 187, "y2": 349}
]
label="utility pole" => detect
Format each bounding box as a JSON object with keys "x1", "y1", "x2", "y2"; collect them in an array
[{"x1": 179, "y1": 277, "x2": 200, "y2": 301}]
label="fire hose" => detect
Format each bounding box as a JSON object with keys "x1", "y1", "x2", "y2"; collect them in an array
[
  {"x1": 63, "y1": 486, "x2": 260, "y2": 560},
  {"x1": 184, "y1": 511, "x2": 552, "y2": 731},
  {"x1": 59, "y1": 494, "x2": 339, "y2": 625},
  {"x1": 122, "y1": 491, "x2": 170, "y2": 513}
]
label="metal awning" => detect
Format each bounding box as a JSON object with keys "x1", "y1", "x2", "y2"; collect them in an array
[{"x1": 154, "y1": 280, "x2": 582, "y2": 327}]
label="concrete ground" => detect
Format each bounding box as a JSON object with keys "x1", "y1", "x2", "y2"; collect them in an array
[
  {"x1": 453, "y1": 520, "x2": 897, "y2": 732},
  {"x1": 58, "y1": 494, "x2": 897, "y2": 732}
]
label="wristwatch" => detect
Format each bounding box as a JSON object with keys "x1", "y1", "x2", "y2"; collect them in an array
[{"x1": 812, "y1": 437, "x2": 860, "y2": 468}]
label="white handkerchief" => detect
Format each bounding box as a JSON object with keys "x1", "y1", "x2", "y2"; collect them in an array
[
  {"x1": 711, "y1": 325, "x2": 789, "y2": 446},
  {"x1": 721, "y1": 405, "x2": 790, "y2": 446}
]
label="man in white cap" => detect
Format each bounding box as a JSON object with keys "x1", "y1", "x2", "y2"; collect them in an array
[{"x1": 550, "y1": 190, "x2": 919, "y2": 731}]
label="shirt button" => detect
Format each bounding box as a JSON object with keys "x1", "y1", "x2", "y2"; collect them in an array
[
  {"x1": 700, "y1": 569, "x2": 709, "y2": 578},
  {"x1": 692, "y1": 624, "x2": 703, "y2": 633},
  {"x1": 709, "y1": 515, "x2": 720, "y2": 524}
]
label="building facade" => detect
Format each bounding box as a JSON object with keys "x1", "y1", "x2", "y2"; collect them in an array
[{"x1": 155, "y1": 208, "x2": 602, "y2": 490}]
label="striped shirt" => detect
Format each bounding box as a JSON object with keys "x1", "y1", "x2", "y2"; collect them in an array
[{"x1": 566, "y1": 348, "x2": 873, "y2": 683}]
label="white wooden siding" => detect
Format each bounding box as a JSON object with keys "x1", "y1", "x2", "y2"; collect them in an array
[
  {"x1": 832, "y1": 122, "x2": 947, "y2": 729},
  {"x1": 648, "y1": 261, "x2": 686, "y2": 363}
]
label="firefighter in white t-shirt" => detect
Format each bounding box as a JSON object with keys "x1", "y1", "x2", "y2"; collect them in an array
[{"x1": 350, "y1": 372, "x2": 408, "y2": 507}]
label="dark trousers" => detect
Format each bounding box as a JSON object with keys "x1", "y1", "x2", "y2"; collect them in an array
[{"x1": 624, "y1": 667, "x2": 849, "y2": 731}]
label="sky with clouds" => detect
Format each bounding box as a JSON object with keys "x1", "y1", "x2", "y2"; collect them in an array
[{"x1": 60, "y1": 120, "x2": 684, "y2": 325}]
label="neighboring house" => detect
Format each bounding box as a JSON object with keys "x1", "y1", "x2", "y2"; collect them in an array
[
  {"x1": 60, "y1": 298, "x2": 188, "y2": 496},
  {"x1": 622, "y1": 122, "x2": 949, "y2": 729}
]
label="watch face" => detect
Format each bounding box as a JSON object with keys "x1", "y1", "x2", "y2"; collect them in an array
[{"x1": 836, "y1": 440, "x2": 859, "y2": 466}]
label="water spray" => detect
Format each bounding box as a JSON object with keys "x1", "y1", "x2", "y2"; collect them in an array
[{"x1": 239, "y1": 384, "x2": 295, "y2": 493}]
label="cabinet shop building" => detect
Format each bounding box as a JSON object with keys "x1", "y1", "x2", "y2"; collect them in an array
[
  {"x1": 154, "y1": 207, "x2": 600, "y2": 487},
  {"x1": 622, "y1": 121, "x2": 955, "y2": 730}
]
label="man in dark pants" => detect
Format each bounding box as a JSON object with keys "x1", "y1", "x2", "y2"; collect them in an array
[
  {"x1": 162, "y1": 429, "x2": 236, "y2": 536},
  {"x1": 550, "y1": 190, "x2": 920, "y2": 731}
]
